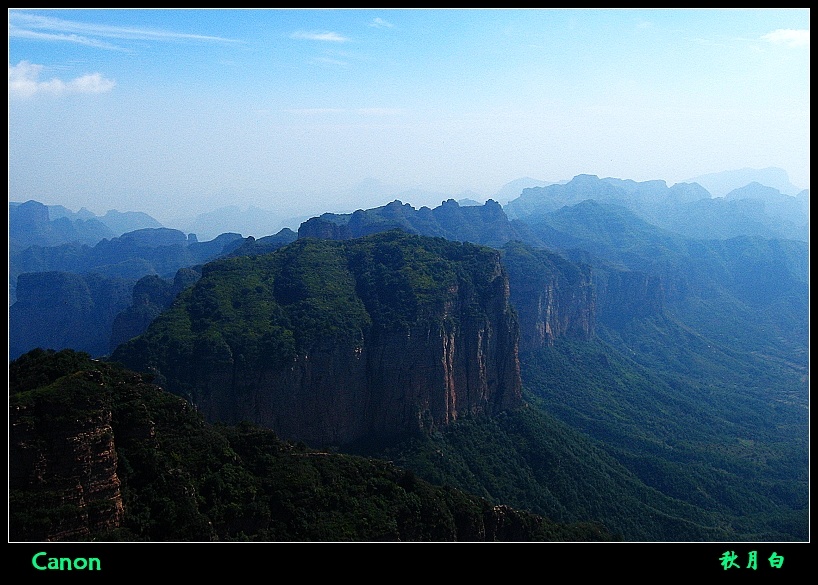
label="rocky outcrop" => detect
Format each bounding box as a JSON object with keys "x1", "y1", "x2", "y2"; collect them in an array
[
  {"x1": 297, "y1": 216, "x2": 353, "y2": 240},
  {"x1": 108, "y1": 267, "x2": 202, "y2": 353},
  {"x1": 10, "y1": 370, "x2": 125, "y2": 541}
]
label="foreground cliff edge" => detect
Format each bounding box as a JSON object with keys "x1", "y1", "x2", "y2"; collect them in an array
[{"x1": 9, "y1": 348, "x2": 615, "y2": 542}]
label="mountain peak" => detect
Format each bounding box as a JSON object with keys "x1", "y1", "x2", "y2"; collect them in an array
[{"x1": 683, "y1": 167, "x2": 802, "y2": 197}]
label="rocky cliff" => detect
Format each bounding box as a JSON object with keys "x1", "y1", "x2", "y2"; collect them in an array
[
  {"x1": 10, "y1": 366, "x2": 126, "y2": 541},
  {"x1": 112, "y1": 231, "x2": 523, "y2": 446},
  {"x1": 502, "y1": 242, "x2": 595, "y2": 351}
]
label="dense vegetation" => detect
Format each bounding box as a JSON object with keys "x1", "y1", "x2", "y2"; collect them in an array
[
  {"x1": 518, "y1": 336, "x2": 808, "y2": 541},
  {"x1": 10, "y1": 349, "x2": 614, "y2": 542},
  {"x1": 349, "y1": 323, "x2": 807, "y2": 541},
  {"x1": 351, "y1": 400, "x2": 733, "y2": 541}
]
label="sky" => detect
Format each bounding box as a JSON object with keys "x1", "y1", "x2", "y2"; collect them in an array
[{"x1": 8, "y1": 8, "x2": 811, "y2": 225}]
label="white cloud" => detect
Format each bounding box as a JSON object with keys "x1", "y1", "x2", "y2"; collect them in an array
[
  {"x1": 68, "y1": 72, "x2": 116, "y2": 93},
  {"x1": 8, "y1": 60, "x2": 115, "y2": 98},
  {"x1": 369, "y1": 18, "x2": 394, "y2": 29},
  {"x1": 8, "y1": 11, "x2": 239, "y2": 50},
  {"x1": 8, "y1": 24, "x2": 130, "y2": 51},
  {"x1": 761, "y1": 29, "x2": 809, "y2": 48},
  {"x1": 290, "y1": 30, "x2": 350, "y2": 42}
]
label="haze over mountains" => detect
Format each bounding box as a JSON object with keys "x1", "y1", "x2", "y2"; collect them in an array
[
  {"x1": 683, "y1": 166, "x2": 804, "y2": 197},
  {"x1": 10, "y1": 167, "x2": 808, "y2": 244},
  {"x1": 8, "y1": 166, "x2": 809, "y2": 542},
  {"x1": 9, "y1": 165, "x2": 808, "y2": 366}
]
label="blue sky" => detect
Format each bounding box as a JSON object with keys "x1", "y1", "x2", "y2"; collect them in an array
[{"x1": 8, "y1": 8, "x2": 810, "y2": 224}]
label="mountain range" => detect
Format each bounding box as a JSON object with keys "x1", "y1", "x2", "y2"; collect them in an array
[{"x1": 8, "y1": 167, "x2": 809, "y2": 541}]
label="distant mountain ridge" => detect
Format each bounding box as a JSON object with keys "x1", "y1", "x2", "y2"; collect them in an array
[
  {"x1": 504, "y1": 174, "x2": 808, "y2": 243},
  {"x1": 171, "y1": 205, "x2": 299, "y2": 242},
  {"x1": 10, "y1": 200, "x2": 115, "y2": 252},
  {"x1": 9, "y1": 227, "x2": 244, "y2": 301},
  {"x1": 11, "y1": 166, "x2": 806, "y2": 248},
  {"x1": 297, "y1": 198, "x2": 534, "y2": 249},
  {"x1": 9, "y1": 200, "x2": 163, "y2": 251},
  {"x1": 10, "y1": 168, "x2": 808, "y2": 360},
  {"x1": 683, "y1": 166, "x2": 804, "y2": 197}
]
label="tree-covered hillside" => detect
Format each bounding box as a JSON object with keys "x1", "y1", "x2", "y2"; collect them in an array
[
  {"x1": 519, "y1": 335, "x2": 808, "y2": 541},
  {"x1": 10, "y1": 349, "x2": 614, "y2": 542}
]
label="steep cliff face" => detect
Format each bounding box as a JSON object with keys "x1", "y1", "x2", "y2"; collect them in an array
[
  {"x1": 10, "y1": 370, "x2": 125, "y2": 541},
  {"x1": 113, "y1": 231, "x2": 522, "y2": 446},
  {"x1": 594, "y1": 267, "x2": 664, "y2": 328},
  {"x1": 197, "y1": 320, "x2": 519, "y2": 445},
  {"x1": 197, "y1": 277, "x2": 520, "y2": 445},
  {"x1": 502, "y1": 242, "x2": 595, "y2": 352},
  {"x1": 297, "y1": 216, "x2": 353, "y2": 240}
]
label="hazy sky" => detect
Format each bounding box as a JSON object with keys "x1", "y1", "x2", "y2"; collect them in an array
[{"x1": 8, "y1": 8, "x2": 810, "y2": 223}]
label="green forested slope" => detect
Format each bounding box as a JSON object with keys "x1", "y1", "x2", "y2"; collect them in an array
[
  {"x1": 10, "y1": 349, "x2": 613, "y2": 542},
  {"x1": 356, "y1": 400, "x2": 736, "y2": 541},
  {"x1": 518, "y1": 332, "x2": 808, "y2": 541}
]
